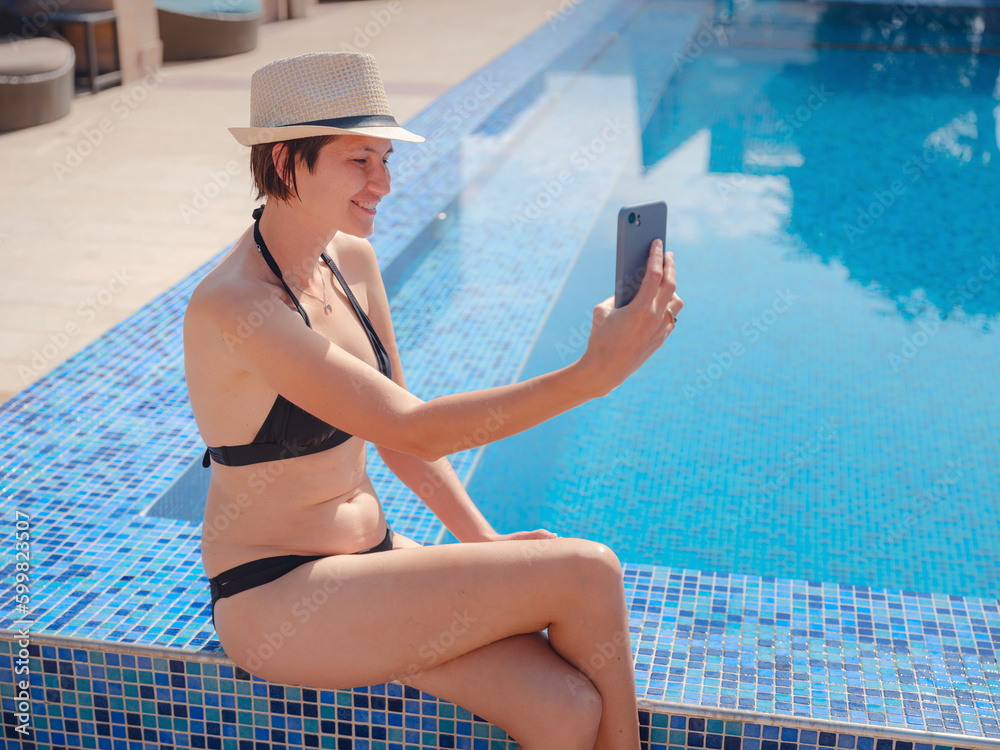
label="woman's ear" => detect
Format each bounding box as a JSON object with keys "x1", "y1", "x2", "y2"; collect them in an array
[{"x1": 271, "y1": 142, "x2": 292, "y2": 191}]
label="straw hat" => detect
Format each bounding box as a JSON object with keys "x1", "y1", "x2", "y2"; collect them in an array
[{"x1": 229, "y1": 52, "x2": 424, "y2": 146}]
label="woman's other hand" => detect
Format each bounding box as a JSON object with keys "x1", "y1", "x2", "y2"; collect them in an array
[
  {"x1": 580, "y1": 238, "x2": 682, "y2": 396},
  {"x1": 480, "y1": 529, "x2": 558, "y2": 542}
]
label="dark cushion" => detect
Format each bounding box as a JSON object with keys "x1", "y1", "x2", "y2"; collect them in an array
[
  {"x1": 154, "y1": 0, "x2": 261, "y2": 14},
  {"x1": 0, "y1": 36, "x2": 75, "y2": 78},
  {"x1": 60, "y1": 0, "x2": 115, "y2": 9}
]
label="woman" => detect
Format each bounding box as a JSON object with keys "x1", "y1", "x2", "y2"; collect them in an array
[{"x1": 184, "y1": 52, "x2": 682, "y2": 750}]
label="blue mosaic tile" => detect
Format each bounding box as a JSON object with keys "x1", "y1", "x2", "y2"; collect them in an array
[
  {"x1": 3, "y1": 638, "x2": 990, "y2": 750},
  {"x1": 1, "y1": 0, "x2": 999, "y2": 748}
]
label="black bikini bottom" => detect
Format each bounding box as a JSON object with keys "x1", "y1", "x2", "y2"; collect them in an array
[{"x1": 208, "y1": 525, "x2": 394, "y2": 628}]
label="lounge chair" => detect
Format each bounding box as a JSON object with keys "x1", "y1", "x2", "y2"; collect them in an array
[
  {"x1": 154, "y1": 0, "x2": 262, "y2": 61},
  {"x1": 0, "y1": 10, "x2": 75, "y2": 131}
]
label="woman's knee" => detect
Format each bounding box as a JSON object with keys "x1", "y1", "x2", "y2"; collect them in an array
[{"x1": 555, "y1": 538, "x2": 624, "y2": 591}]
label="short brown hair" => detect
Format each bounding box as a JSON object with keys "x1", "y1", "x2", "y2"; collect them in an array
[{"x1": 249, "y1": 135, "x2": 339, "y2": 201}]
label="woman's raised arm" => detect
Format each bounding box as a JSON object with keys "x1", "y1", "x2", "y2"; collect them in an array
[{"x1": 196, "y1": 239, "x2": 680, "y2": 462}]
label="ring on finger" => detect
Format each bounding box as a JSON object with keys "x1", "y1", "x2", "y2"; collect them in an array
[{"x1": 666, "y1": 307, "x2": 677, "y2": 325}]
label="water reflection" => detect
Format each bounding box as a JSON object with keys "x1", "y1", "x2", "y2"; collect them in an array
[{"x1": 641, "y1": 4, "x2": 1000, "y2": 320}]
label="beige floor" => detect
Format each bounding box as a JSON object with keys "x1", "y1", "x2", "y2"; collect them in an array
[{"x1": 0, "y1": 0, "x2": 565, "y2": 403}]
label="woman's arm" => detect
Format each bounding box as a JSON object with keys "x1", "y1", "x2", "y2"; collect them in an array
[
  {"x1": 376, "y1": 448, "x2": 558, "y2": 542},
  {"x1": 190, "y1": 239, "x2": 679, "y2": 463},
  {"x1": 360, "y1": 237, "x2": 552, "y2": 543},
  {"x1": 374, "y1": 448, "x2": 496, "y2": 542}
]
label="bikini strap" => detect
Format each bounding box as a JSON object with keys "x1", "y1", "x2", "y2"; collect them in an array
[
  {"x1": 252, "y1": 205, "x2": 312, "y2": 328},
  {"x1": 321, "y1": 252, "x2": 392, "y2": 377}
]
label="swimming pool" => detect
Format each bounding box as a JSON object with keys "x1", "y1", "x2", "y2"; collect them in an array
[
  {"x1": 387, "y1": 0, "x2": 1000, "y2": 600},
  {"x1": 2, "y1": 0, "x2": 998, "y2": 747}
]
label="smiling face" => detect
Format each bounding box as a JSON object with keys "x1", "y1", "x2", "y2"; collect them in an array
[{"x1": 283, "y1": 134, "x2": 394, "y2": 238}]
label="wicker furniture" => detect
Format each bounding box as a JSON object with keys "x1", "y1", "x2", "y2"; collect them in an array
[
  {"x1": 154, "y1": 0, "x2": 262, "y2": 61},
  {"x1": 48, "y1": 9, "x2": 122, "y2": 94},
  {"x1": 0, "y1": 29, "x2": 75, "y2": 131}
]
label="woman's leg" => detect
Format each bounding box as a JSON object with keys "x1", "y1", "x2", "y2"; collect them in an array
[
  {"x1": 213, "y1": 537, "x2": 639, "y2": 749},
  {"x1": 389, "y1": 532, "x2": 620, "y2": 749},
  {"x1": 407, "y1": 631, "x2": 603, "y2": 750}
]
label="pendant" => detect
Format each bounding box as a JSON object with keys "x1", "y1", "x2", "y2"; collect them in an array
[{"x1": 324, "y1": 303, "x2": 332, "y2": 313}]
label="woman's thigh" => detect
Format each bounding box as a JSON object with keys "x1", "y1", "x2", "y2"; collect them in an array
[
  {"x1": 389, "y1": 530, "x2": 422, "y2": 550},
  {"x1": 212, "y1": 536, "x2": 618, "y2": 689}
]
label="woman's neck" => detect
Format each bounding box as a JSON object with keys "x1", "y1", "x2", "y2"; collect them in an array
[{"x1": 255, "y1": 200, "x2": 338, "y2": 287}]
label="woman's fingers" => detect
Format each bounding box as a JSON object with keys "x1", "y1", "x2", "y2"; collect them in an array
[
  {"x1": 654, "y1": 251, "x2": 679, "y2": 314},
  {"x1": 671, "y1": 293, "x2": 684, "y2": 317},
  {"x1": 519, "y1": 529, "x2": 558, "y2": 540},
  {"x1": 593, "y1": 296, "x2": 614, "y2": 326},
  {"x1": 632, "y1": 239, "x2": 665, "y2": 307},
  {"x1": 632, "y1": 242, "x2": 679, "y2": 327},
  {"x1": 664, "y1": 293, "x2": 684, "y2": 334},
  {"x1": 581, "y1": 238, "x2": 681, "y2": 394},
  {"x1": 491, "y1": 529, "x2": 558, "y2": 542}
]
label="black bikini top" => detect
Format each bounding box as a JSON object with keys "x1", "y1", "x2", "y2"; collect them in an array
[{"x1": 202, "y1": 206, "x2": 392, "y2": 467}]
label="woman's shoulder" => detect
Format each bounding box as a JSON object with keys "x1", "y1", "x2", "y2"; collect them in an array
[
  {"x1": 329, "y1": 232, "x2": 381, "y2": 280},
  {"x1": 185, "y1": 240, "x2": 276, "y2": 327},
  {"x1": 330, "y1": 231, "x2": 377, "y2": 261}
]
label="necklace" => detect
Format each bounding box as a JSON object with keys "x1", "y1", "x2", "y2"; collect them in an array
[{"x1": 284, "y1": 260, "x2": 333, "y2": 313}]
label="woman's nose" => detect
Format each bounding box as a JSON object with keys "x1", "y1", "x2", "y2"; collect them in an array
[{"x1": 369, "y1": 162, "x2": 391, "y2": 196}]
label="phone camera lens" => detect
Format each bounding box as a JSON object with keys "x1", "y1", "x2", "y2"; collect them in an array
[{"x1": 628, "y1": 212, "x2": 636, "y2": 224}]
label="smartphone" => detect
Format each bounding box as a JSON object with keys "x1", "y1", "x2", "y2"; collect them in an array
[{"x1": 615, "y1": 201, "x2": 667, "y2": 308}]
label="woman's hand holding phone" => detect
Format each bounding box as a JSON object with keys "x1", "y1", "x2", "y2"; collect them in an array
[{"x1": 578, "y1": 237, "x2": 682, "y2": 397}]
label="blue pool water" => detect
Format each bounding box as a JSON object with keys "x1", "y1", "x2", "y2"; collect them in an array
[
  {"x1": 394, "y1": 2, "x2": 1000, "y2": 599},
  {"x1": 2, "y1": 2, "x2": 999, "y2": 745}
]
